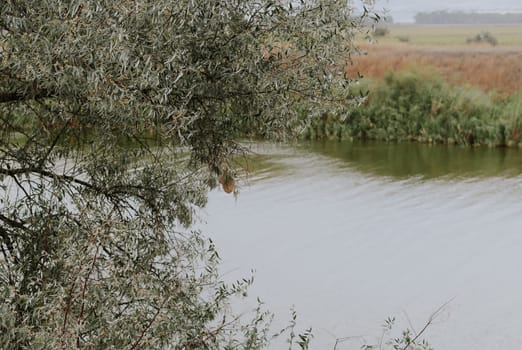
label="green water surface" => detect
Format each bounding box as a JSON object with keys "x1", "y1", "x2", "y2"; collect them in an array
[{"x1": 303, "y1": 140, "x2": 522, "y2": 179}]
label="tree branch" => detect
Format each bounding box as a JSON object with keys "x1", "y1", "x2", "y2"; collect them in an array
[
  {"x1": 77, "y1": 244, "x2": 100, "y2": 348},
  {"x1": 129, "y1": 297, "x2": 168, "y2": 350},
  {"x1": 0, "y1": 89, "x2": 53, "y2": 104},
  {"x1": 0, "y1": 166, "x2": 151, "y2": 201},
  {"x1": 0, "y1": 213, "x2": 28, "y2": 231},
  {"x1": 402, "y1": 298, "x2": 454, "y2": 350}
]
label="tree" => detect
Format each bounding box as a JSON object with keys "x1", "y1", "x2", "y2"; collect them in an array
[{"x1": 0, "y1": 1, "x2": 374, "y2": 349}]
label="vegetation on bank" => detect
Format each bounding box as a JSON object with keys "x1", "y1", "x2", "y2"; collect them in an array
[{"x1": 303, "y1": 71, "x2": 522, "y2": 147}]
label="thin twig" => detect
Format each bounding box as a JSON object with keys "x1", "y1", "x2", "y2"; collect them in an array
[
  {"x1": 402, "y1": 309, "x2": 417, "y2": 336},
  {"x1": 129, "y1": 297, "x2": 169, "y2": 350},
  {"x1": 402, "y1": 298, "x2": 455, "y2": 350},
  {"x1": 77, "y1": 244, "x2": 100, "y2": 347}
]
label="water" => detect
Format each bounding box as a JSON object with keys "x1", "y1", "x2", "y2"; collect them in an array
[{"x1": 200, "y1": 141, "x2": 522, "y2": 350}]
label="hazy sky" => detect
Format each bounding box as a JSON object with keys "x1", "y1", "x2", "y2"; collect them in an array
[{"x1": 374, "y1": 0, "x2": 522, "y2": 22}]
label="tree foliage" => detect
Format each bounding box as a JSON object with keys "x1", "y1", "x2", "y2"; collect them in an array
[{"x1": 0, "y1": 0, "x2": 374, "y2": 349}]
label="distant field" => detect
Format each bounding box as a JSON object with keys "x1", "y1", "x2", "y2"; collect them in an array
[
  {"x1": 371, "y1": 24, "x2": 522, "y2": 46},
  {"x1": 347, "y1": 44, "x2": 522, "y2": 95}
]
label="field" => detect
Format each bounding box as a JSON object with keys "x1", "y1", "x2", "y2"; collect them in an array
[
  {"x1": 302, "y1": 24, "x2": 522, "y2": 146},
  {"x1": 348, "y1": 45, "x2": 522, "y2": 95},
  {"x1": 372, "y1": 24, "x2": 522, "y2": 46},
  {"x1": 350, "y1": 25, "x2": 522, "y2": 95}
]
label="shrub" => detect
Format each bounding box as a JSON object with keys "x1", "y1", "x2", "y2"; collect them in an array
[
  {"x1": 304, "y1": 71, "x2": 521, "y2": 147},
  {"x1": 466, "y1": 31, "x2": 498, "y2": 46},
  {"x1": 374, "y1": 27, "x2": 389, "y2": 37}
]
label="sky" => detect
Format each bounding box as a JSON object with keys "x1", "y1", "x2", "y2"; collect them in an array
[{"x1": 374, "y1": 0, "x2": 522, "y2": 23}]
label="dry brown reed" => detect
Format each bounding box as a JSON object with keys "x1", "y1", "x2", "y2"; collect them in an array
[{"x1": 347, "y1": 44, "x2": 522, "y2": 95}]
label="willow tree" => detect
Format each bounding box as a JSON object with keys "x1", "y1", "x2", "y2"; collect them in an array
[{"x1": 0, "y1": 1, "x2": 374, "y2": 349}]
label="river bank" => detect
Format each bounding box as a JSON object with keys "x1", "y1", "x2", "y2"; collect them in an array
[
  {"x1": 302, "y1": 35, "x2": 522, "y2": 147},
  {"x1": 304, "y1": 70, "x2": 522, "y2": 147}
]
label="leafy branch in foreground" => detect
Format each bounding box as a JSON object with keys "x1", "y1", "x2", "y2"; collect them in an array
[{"x1": 360, "y1": 300, "x2": 453, "y2": 350}]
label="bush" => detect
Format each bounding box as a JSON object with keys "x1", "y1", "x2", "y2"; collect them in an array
[
  {"x1": 374, "y1": 27, "x2": 389, "y2": 37},
  {"x1": 304, "y1": 71, "x2": 522, "y2": 147},
  {"x1": 466, "y1": 31, "x2": 498, "y2": 46}
]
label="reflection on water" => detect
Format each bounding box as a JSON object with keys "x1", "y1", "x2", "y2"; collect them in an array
[
  {"x1": 202, "y1": 141, "x2": 522, "y2": 350},
  {"x1": 304, "y1": 140, "x2": 522, "y2": 179}
]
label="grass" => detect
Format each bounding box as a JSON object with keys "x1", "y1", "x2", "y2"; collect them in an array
[
  {"x1": 351, "y1": 24, "x2": 522, "y2": 95},
  {"x1": 371, "y1": 24, "x2": 522, "y2": 46}
]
